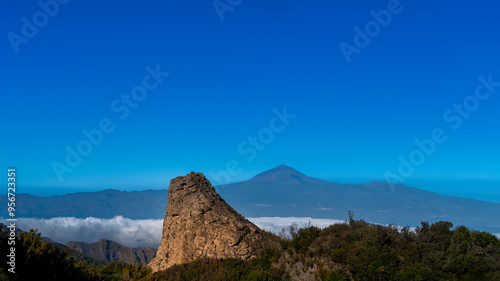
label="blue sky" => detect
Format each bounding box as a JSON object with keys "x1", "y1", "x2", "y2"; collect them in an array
[{"x1": 2, "y1": 0, "x2": 500, "y2": 202}]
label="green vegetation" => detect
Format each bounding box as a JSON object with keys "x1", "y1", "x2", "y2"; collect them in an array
[
  {"x1": 2, "y1": 217, "x2": 500, "y2": 280},
  {"x1": 0, "y1": 229, "x2": 153, "y2": 281},
  {"x1": 151, "y1": 250, "x2": 288, "y2": 281},
  {"x1": 276, "y1": 218, "x2": 500, "y2": 281}
]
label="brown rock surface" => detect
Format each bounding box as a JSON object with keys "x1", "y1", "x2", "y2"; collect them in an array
[{"x1": 148, "y1": 172, "x2": 277, "y2": 272}]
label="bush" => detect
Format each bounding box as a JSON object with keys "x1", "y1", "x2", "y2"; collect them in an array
[{"x1": 2, "y1": 218, "x2": 499, "y2": 281}]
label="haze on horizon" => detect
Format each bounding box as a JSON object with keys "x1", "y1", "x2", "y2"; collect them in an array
[{"x1": 2, "y1": 1, "x2": 500, "y2": 202}]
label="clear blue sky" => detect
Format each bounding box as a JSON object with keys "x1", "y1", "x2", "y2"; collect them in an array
[{"x1": 2, "y1": 0, "x2": 500, "y2": 202}]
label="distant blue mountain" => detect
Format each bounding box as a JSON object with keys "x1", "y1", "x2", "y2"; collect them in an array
[
  {"x1": 219, "y1": 165, "x2": 500, "y2": 234},
  {"x1": 3, "y1": 164, "x2": 500, "y2": 233},
  {"x1": 2, "y1": 189, "x2": 167, "y2": 219}
]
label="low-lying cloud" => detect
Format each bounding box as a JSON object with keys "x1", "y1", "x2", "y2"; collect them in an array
[
  {"x1": 5, "y1": 216, "x2": 348, "y2": 248},
  {"x1": 9, "y1": 216, "x2": 163, "y2": 248},
  {"x1": 248, "y1": 217, "x2": 346, "y2": 234},
  {"x1": 8, "y1": 217, "x2": 490, "y2": 248}
]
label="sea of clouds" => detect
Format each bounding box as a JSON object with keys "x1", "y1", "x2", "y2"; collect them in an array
[
  {"x1": 249, "y1": 217, "x2": 345, "y2": 234},
  {"x1": 7, "y1": 216, "x2": 163, "y2": 248},
  {"x1": 4, "y1": 216, "x2": 499, "y2": 248},
  {"x1": 4, "y1": 216, "x2": 345, "y2": 248}
]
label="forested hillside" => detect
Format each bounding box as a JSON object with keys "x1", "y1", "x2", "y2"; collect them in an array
[{"x1": 1, "y1": 217, "x2": 499, "y2": 280}]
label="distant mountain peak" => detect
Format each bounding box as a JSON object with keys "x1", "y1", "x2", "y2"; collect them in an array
[
  {"x1": 272, "y1": 164, "x2": 299, "y2": 172},
  {"x1": 247, "y1": 164, "x2": 323, "y2": 184}
]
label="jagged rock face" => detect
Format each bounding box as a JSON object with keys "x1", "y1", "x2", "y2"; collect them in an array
[{"x1": 148, "y1": 172, "x2": 277, "y2": 273}]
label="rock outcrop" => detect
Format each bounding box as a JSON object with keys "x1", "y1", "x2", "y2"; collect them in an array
[{"x1": 148, "y1": 172, "x2": 278, "y2": 272}]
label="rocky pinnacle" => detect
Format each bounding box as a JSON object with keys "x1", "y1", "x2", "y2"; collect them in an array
[{"x1": 148, "y1": 172, "x2": 277, "y2": 273}]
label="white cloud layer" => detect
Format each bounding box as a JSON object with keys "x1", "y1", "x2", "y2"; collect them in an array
[
  {"x1": 7, "y1": 216, "x2": 164, "y2": 248},
  {"x1": 4, "y1": 216, "x2": 347, "y2": 248},
  {"x1": 7, "y1": 217, "x2": 494, "y2": 248},
  {"x1": 248, "y1": 217, "x2": 346, "y2": 234}
]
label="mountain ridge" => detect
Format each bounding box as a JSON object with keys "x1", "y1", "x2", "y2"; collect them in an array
[
  {"x1": 2, "y1": 165, "x2": 499, "y2": 234},
  {"x1": 66, "y1": 239, "x2": 156, "y2": 265},
  {"x1": 5, "y1": 165, "x2": 495, "y2": 203},
  {"x1": 247, "y1": 164, "x2": 328, "y2": 185}
]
